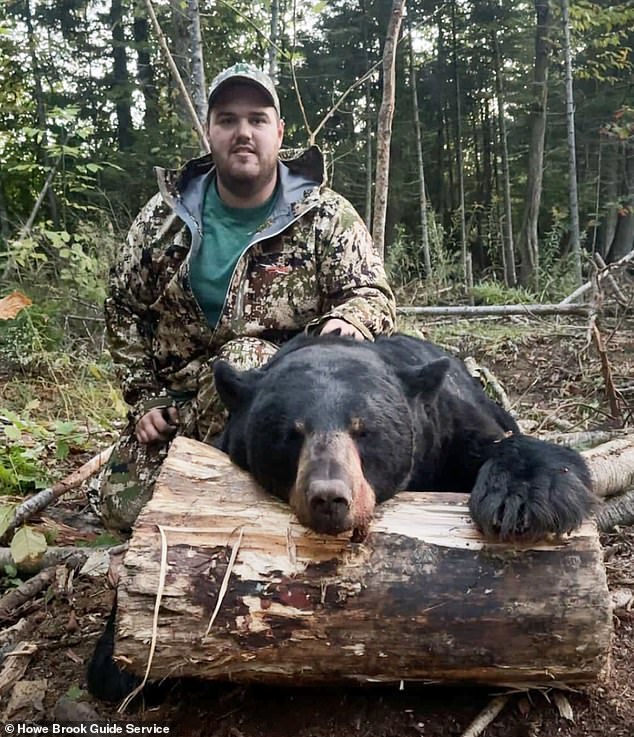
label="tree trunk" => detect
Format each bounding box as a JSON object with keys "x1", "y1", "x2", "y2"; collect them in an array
[
  {"x1": 110, "y1": 0, "x2": 134, "y2": 151},
  {"x1": 187, "y1": 0, "x2": 206, "y2": 125},
  {"x1": 407, "y1": 19, "x2": 431, "y2": 277},
  {"x1": 600, "y1": 137, "x2": 619, "y2": 258},
  {"x1": 607, "y1": 140, "x2": 634, "y2": 261},
  {"x1": 450, "y1": 0, "x2": 469, "y2": 297},
  {"x1": 268, "y1": 0, "x2": 279, "y2": 81},
  {"x1": 493, "y1": 32, "x2": 516, "y2": 287},
  {"x1": 560, "y1": 0, "x2": 582, "y2": 285},
  {"x1": 23, "y1": 0, "x2": 59, "y2": 228},
  {"x1": 372, "y1": 0, "x2": 407, "y2": 260},
  {"x1": 168, "y1": 0, "x2": 191, "y2": 126},
  {"x1": 115, "y1": 438, "x2": 612, "y2": 686},
  {"x1": 133, "y1": 0, "x2": 159, "y2": 131},
  {"x1": 516, "y1": 0, "x2": 552, "y2": 288}
]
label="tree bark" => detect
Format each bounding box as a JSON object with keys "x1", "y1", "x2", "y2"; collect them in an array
[
  {"x1": 516, "y1": 0, "x2": 552, "y2": 288},
  {"x1": 133, "y1": 0, "x2": 159, "y2": 131},
  {"x1": 268, "y1": 0, "x2": 279, "y2": 81},
  {"x1": 560, "y1": 0, "x2": 582, "y2": 285},
  {"x1": 450, "y1": 0, "x2": 470, "y2": 297},
  {"x1": 583, "y1": 437, "x2": 634, "y2": 499},
  {"x1": 115, "y1": 438, "x2": 612, "y2": 687},
  {"x1": 397, "y1": 303, "x2": 589, "y2": 317},
  {"x1": 372, "y1": 0, "x2": 407, "y2": 260},
  {"x1": 187, "y1": 0, "x2": 206, "y2": 125},
  {"x1": 110, "y1": 0, "x2": 135, "y2": 151},
  {"x1": 408, "y1": 19, "x2": 432, "y2": 278},
  {"x1": 492, "y1": 32, "x2": 516, "y2": 287}
]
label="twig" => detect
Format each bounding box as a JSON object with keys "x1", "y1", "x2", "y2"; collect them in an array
[
  {"x1": 590, "y1": 320, "x2": 623, "y2": 423},
  {"x1": 0, "y1": 641, "x2": 37, "y2": 696},
  {"x1": 593, "y1": 253, "x2": 627, "y2": 305},
  {"x1": 538, "y1": 429, "x2": 629, "y2": 449},
  {"x1": 143, "y1": 0, "x2": 210, "y2": 153},
  {"x1": 459, "y1": 694, "x2": 511, "y2": 737},
  {"x1": 0, "y1": 545, "x2": 92, "y2": 573},
  {"x1": 397, "y1": 304, "x2": 590, "y2": 317},
  {"x1": 0, "y1": 568, "x2": 56, "y2": 621},
  {"x1": 559, "y1": 249, "x2": 634, "y2": 305},
  {"x1": 0, "y1": 445, "x2": 113, "y2": 544}
]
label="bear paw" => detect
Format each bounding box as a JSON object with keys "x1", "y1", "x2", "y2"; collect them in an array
[{"x1": 468, "y1": 435, "x2": 596, "y2": 540}]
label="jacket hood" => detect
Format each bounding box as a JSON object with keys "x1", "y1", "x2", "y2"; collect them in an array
[{"x1": 155, "y1": 145, "x2": 326, "y2": 204}]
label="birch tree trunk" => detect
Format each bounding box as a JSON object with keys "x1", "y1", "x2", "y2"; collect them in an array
[
  {"x1": 408, "y1": 20, "x2": 432, "y2": 277},
  {"x1": 493, "y1": 32, "x2": 517, "y2": 287},
  {"x1": 372, "y1": 0, "x2": 407, "y2": 260},
  {"x1": 451, "y1": 0, "x2": 470, "y2": 297},
  {"x1": 560, "y1": 0, "x2": 582, "y2": 285},
  {"x1": 24, "y1": 0, "x2": 59, "y2": 226},
  {"x1": 268, "y1": 0, "x2": 279, "y2": 81},
  {"x1": 188, "y1": 0, "x2": 207, "y2": 125},
  {"x1": 516, "y1": 0, "x2": 552, "y2": 288}
]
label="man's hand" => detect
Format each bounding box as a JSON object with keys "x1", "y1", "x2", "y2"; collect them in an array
[
  {"x1": 135, "y1": 406, "x2": 179, "y2": 444},
  {"x1": 319, "y1": 318, "x2": 365, "y2": 341}
]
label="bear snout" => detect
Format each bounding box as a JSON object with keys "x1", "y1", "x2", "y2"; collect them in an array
[
  {"x1": 306, "y1": 478, "x2": 353, "y2": 534},
  {"x1": 289, "y1": 429, "x2": 376, "y2": 540}
]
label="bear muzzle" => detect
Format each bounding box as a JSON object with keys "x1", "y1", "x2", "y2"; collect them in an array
[{"x1": 289, "y1": 429, "x2": 376, "y2": 541}]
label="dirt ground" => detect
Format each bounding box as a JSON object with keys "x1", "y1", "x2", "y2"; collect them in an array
[{"x1": 1, "y1": 311, "x2": 633, "y2": 737}]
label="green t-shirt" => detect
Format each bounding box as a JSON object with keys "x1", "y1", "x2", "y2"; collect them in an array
[{"x1": 189, "y1": 179, "x2": 278, "y2": 327}]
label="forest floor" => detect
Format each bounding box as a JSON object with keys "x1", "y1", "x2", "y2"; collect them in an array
[{"x1": 1, "y1": 311, "x2": 633, "y2": 737}]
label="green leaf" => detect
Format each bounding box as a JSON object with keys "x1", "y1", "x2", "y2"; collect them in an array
[
  {"x1": 11, "y1": 527, "x2": 48, "y2": 565},
  {"x1": 4, "y1": 425, "x2": 21, "y2": 442},
  {"x1": 0, "y1": 505, "x2": 17, "y2": 538}
]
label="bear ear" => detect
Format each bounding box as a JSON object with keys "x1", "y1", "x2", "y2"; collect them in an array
[
  {"x1": 399, "y1": 357, "x2": 450, "y2": 399},
  {"x1": 213, "y1": 360, "x2": 259, "y2": 412}
]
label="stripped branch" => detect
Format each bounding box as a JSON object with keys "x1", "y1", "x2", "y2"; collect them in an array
[
  {"x1": 397, "y1": 304, "x2": 590, "y2": 318},
  {"x1": 559, "y1": 250, "x2": 634, "y2": 305},
  {"x1": 0, "y1": 445, "x2": 113, "y2": 544},
  {"x1": 143, "y1": 0, "x2": 210, "y2": 152}
]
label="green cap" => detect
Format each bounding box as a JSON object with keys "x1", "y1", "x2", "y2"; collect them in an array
[{"x1": 208, "y1": 63, "x2": 281, "y2": 116}]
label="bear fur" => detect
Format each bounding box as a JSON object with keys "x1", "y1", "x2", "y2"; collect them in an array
[
  {"x1": 214, "y1": 333, "x2": 595, "y2": 541},
  {"x1": 88, "y1": 332, "x2": 595, "y2": 702}
]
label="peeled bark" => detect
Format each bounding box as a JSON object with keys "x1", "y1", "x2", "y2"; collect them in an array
[{"x1": 115, "y1": 438, "x2": 612, "y2": 687}]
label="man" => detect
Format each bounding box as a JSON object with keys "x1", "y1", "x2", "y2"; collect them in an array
[{"x1": 98, "y1": 62, "x2": 396, "y2": 531}]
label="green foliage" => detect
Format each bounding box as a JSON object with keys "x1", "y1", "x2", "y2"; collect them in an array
[
  {"x1": 472, "y1": 280, "x2": 536, "y2": 306},
  {"x1": 0, "y1": 304, "x2": 62, "y2": 367}
]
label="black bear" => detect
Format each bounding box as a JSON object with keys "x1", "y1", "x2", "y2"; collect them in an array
[
  {"x1": 214, "y1": 333, "x2": 595, "y2": 542},
  {"x1": 87, "y1": 333, "x2": 595, "y2": 702}
]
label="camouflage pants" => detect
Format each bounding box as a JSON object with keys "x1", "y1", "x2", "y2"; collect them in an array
[{"x1": 97, "y1": 337, "x2": 278, "y2": 532}]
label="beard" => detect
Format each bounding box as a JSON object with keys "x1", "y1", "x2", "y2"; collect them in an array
[{"x1": 214, "y1": 152, "x2": 278, "y2": 200}]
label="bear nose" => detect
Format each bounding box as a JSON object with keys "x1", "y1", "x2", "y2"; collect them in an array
[{"x1": 307, "y1": 480, "x2": 351, "y2": 529}]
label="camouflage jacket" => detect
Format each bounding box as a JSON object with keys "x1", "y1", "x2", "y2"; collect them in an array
[{"x1": 105, "y1": 146, "x2": 396, "y2": 420}]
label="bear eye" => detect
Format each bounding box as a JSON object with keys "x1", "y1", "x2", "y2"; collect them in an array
[
  {"x1": 349, "y1": 417, "x2": 367, "y2": 438},
  {"x1": 294, "y1": 420, "x2": 306, "y2": 436}
]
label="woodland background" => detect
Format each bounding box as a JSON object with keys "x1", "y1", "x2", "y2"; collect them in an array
[
  {"x1": 0, "y1": 3, "x2": 633, "y2": 731},
  {"x1": 0, "y1": 0, "x2": 633, "y2": 525}
]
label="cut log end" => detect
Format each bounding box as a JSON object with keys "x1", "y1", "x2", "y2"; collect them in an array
[{"x1": 115, "y1": 437, "x2": 613, "y2": 688}]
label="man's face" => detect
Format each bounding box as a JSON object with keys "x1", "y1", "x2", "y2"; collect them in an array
[{"x1": 207, "y1": 84, "x2": 284, "y2": 201}]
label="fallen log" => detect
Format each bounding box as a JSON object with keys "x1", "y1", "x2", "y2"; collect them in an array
[
  {"x1": 396, "y1": 303, "x2": 590, "y2": 318},
  {"x1": 116, "y1": 437, "x2": 612, "y2": 688},
  {"x1": 582, "y1": 436, "x2": 634, "y2": 498}
]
